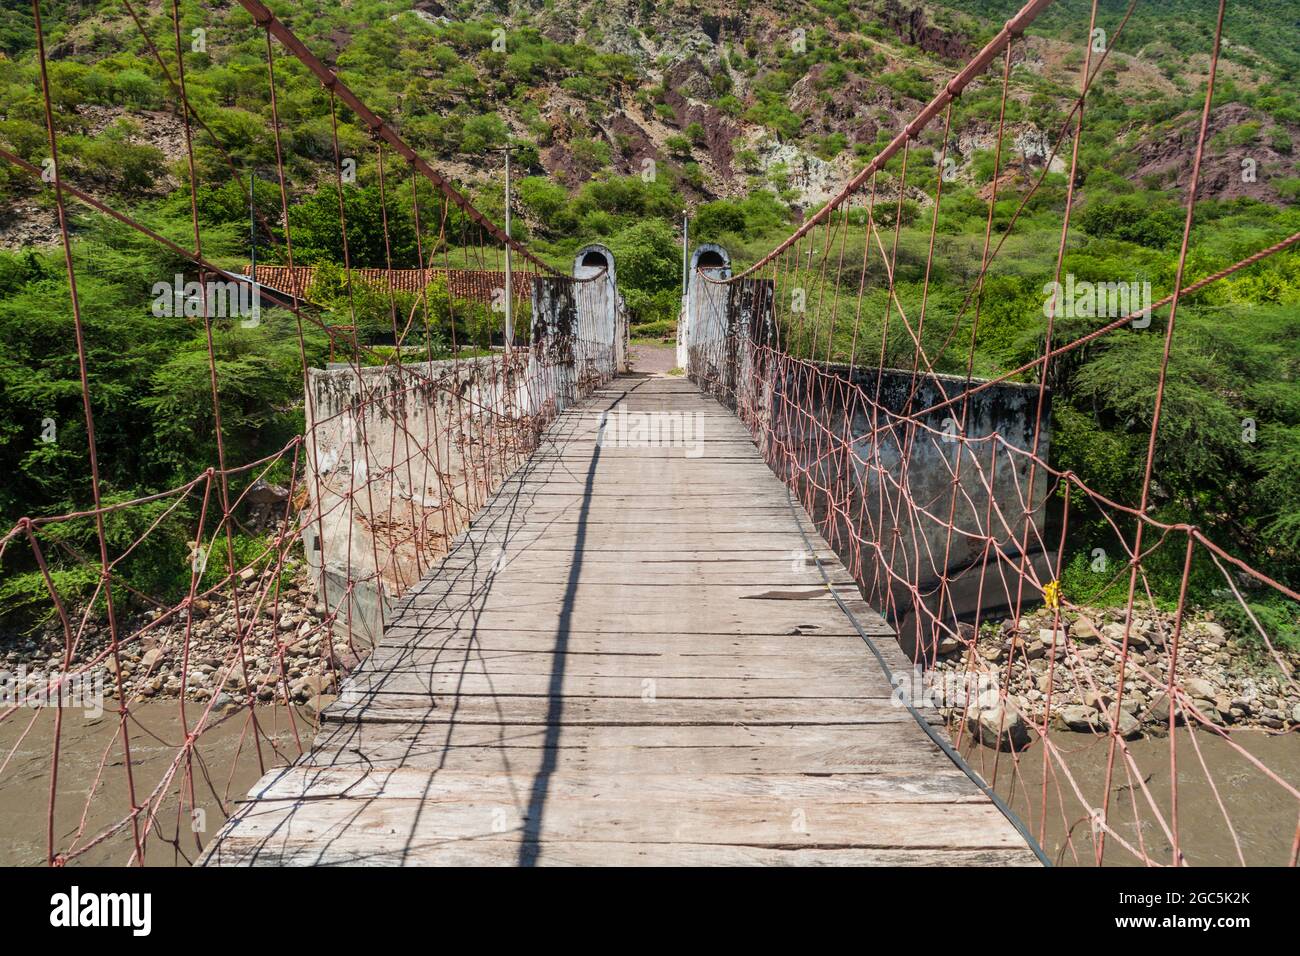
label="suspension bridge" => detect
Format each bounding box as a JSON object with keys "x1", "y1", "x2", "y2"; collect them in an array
[
  {"x1": 3, "y1": 0, "x2": 1299, "y2": 867},
  {"x1": 199, "y1": 372, "x2": 1040, "y2": 866}
]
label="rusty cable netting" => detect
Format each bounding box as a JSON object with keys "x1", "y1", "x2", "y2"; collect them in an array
[
  {"x1": 2, "y1": 0, "x2": 1298, "y2": 868},
  {"x1": 687, "y1": 0, "x2": 1300, "y2": 866},
  {"x1": 0, "y1": 0, "x2": 616, "y2": 865}
]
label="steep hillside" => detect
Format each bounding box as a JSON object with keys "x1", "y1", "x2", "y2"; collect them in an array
[{"x1": 2, "y1": 0, "x2": 1297, "y2": 242}]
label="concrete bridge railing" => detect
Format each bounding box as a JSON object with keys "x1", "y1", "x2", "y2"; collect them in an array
[
  {"x1": 681, "y1": 244, "x2": 1053, "y2": 659},
  {"x1": 302, "y1": 256, "x2": 625, "y2": 646}
]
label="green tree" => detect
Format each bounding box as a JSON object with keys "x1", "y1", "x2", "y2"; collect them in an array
[
  {"x1": 288, "y1": 184, "x2": 419, "y2": 268},
  {"x1": 606, "y1": 219, "x2": 682, "y2": 326}
]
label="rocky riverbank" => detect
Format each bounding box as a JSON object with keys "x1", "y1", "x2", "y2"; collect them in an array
[
  {"x1": 929, "y1": 606, "x2": 1300, "y2": 750},
  {"x1": 1, "y1": 566, "x2": 350, "y2": 715}
]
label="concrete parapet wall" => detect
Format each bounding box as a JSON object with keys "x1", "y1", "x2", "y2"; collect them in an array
[
  {"x1": 302, "y1": 354, "x2": 537, "y2": 647},
  {"x1": 757, "y1": 361, "x2": 1052, "y2": 654},
  {"x1": 303, "y1": 272, "x2": 620, "y2": 647}
]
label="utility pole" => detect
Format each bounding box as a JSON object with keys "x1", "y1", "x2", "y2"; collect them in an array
[
  {"x1": 503, "y1": 146, "x2": 514, "y2": 352},
  {"x1": 681, "y1": 211, "x2": 689, "y2": 295},
  {"x1": 249, "y1": 169, "x2": 257, "y2": 284}
]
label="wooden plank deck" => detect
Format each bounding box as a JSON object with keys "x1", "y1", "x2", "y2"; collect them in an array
[{"x1": 200, "y1": 374, "x2": 1039, "y2": 866}]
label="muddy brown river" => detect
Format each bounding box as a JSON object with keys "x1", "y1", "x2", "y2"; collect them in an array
[
  {"x1": 0, "y1": 702, "x2": 308, "y2": 867},
  {"x1": 961, "y1": 726, "x2": 1300, "y2": 866}
]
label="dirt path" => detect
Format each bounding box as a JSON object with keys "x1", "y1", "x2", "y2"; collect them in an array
[{"x1": 628, "y1": 341, "x2": 678, "y2": 375}]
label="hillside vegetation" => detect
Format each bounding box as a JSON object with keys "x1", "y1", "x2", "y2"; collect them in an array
[{"x1": 0, "y1": 0, "x2": 1297, "y2": 641}]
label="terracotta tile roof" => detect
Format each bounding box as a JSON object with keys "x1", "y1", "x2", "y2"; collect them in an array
[{"x1": 241, "y1": 265, "x2": 538, "y2": 307}]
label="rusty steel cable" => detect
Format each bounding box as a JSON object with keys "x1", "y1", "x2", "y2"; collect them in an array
[
  {"x1": 0, "y1": 0, "x2": 618, "y2": 866},
  {"x1": 682, "y1": 0, "x2": 1300, "y2": 868},
  {"x1": 4, "y1": 0, "x2": 1300, "y2": 869}
]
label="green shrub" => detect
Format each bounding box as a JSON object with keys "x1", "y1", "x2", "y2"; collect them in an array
[{"x1": 664, "y1": 134, "x2": 692, "y2": 157}]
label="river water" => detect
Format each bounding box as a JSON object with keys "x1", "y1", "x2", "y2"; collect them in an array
[
  {"x1": 961, "y1": 726, "x2": 1300, "y2": 866},
  {"x1": 0, "y1": 701, "x2": 308, "y2": 867}
]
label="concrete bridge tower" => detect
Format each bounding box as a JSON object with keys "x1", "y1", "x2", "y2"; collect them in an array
[
  {"x1": 678, "y1": 243, "x2": 731, "y2": 376},
  {"x1": 573, "y1": 244, "x2": 627, "y2": 375}
]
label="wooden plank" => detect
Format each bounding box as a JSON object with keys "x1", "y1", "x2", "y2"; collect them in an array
[
  {"x1": 376, "y1": 608, "x2": 881, "y2": 639},
  {"x1": 302, "y1": 721, "x2": 951, "y2": 772},
  {"x1": 393, "y1": 582, "x2": 865, "y2": 609},
  {"x1": 202, "y1": 793, "x2": 1028, "y2": 850},
  {"x1": 411, "y1": 565, "x2": 857, "y2": 587},
  {"x1": 448, "y1": 532, "x2": 846, "y2": 551},
  {"x1": 303, "y1": 742, "x2": 940, "y2": 775},
  {"x1": 432, "y1": 543, "x2": 842, "y2": 563},
  {"x1": 462, "y1": 506, "x2": 805, "y2": 523},
  {"x1": 363, "y1": 629, "x2": 877, "y2": 655},
  {"x1": 360, "y1": 650, "x2": 887, "y2": 679},
  {"x1": 322, "y1": 695, "x2": 920, "y2": 726},
  {"x1": 202, "y1": 838, "x2": 1038, "y2": 867},
  {"x1": 328, "y1": 671, "x2": 885, "y2": 700},
  {"x1": 245, "y1": 767, "x2": 985, "y2": 803},
  {"x1": 430, "y1": 551, "x2": 850, "y2": 568}
]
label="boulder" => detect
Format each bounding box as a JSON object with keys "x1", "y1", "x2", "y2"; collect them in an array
[
  {"x1": 244, "y1": 478, "x2": 290, "y2": 531},
  {"x1": 1199, "y1": 621, "x2": 1228, "y2": 645},
  {"x1": 1072, "y1": 615, "x2": 1102, "y2": 641},
  {"x1": 1103, "y1": 706, "x2": 1143, "y2": 739},
  {"x1": 301, "y1": 693, "x2": 338, "y2": 720},
  {"x1": 1145, "y1": 691, "x2": 1181, "y2": 726},
  {"x1": 1062, "y1": 703, "x2": 1140, "y2": 738},
  {"x1": 1084, "y1": 689, "x2": 1111, "y2": 711},
  {"x1": 1101, "y1": 622, "x2": 1126, "y2": 644},
  {"x1": 967, "y1": 701, "x2": 1032, "y2": 751},
  {"x1": 290, "y1": 672, "x2": 337, "y2": 702},
  {"x1": 1191, "y1": 697, "x2": 1220, "y2": 722},
  {"x1": 1056, "y1": 705, "x2": 1097, "y2": 733}
]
